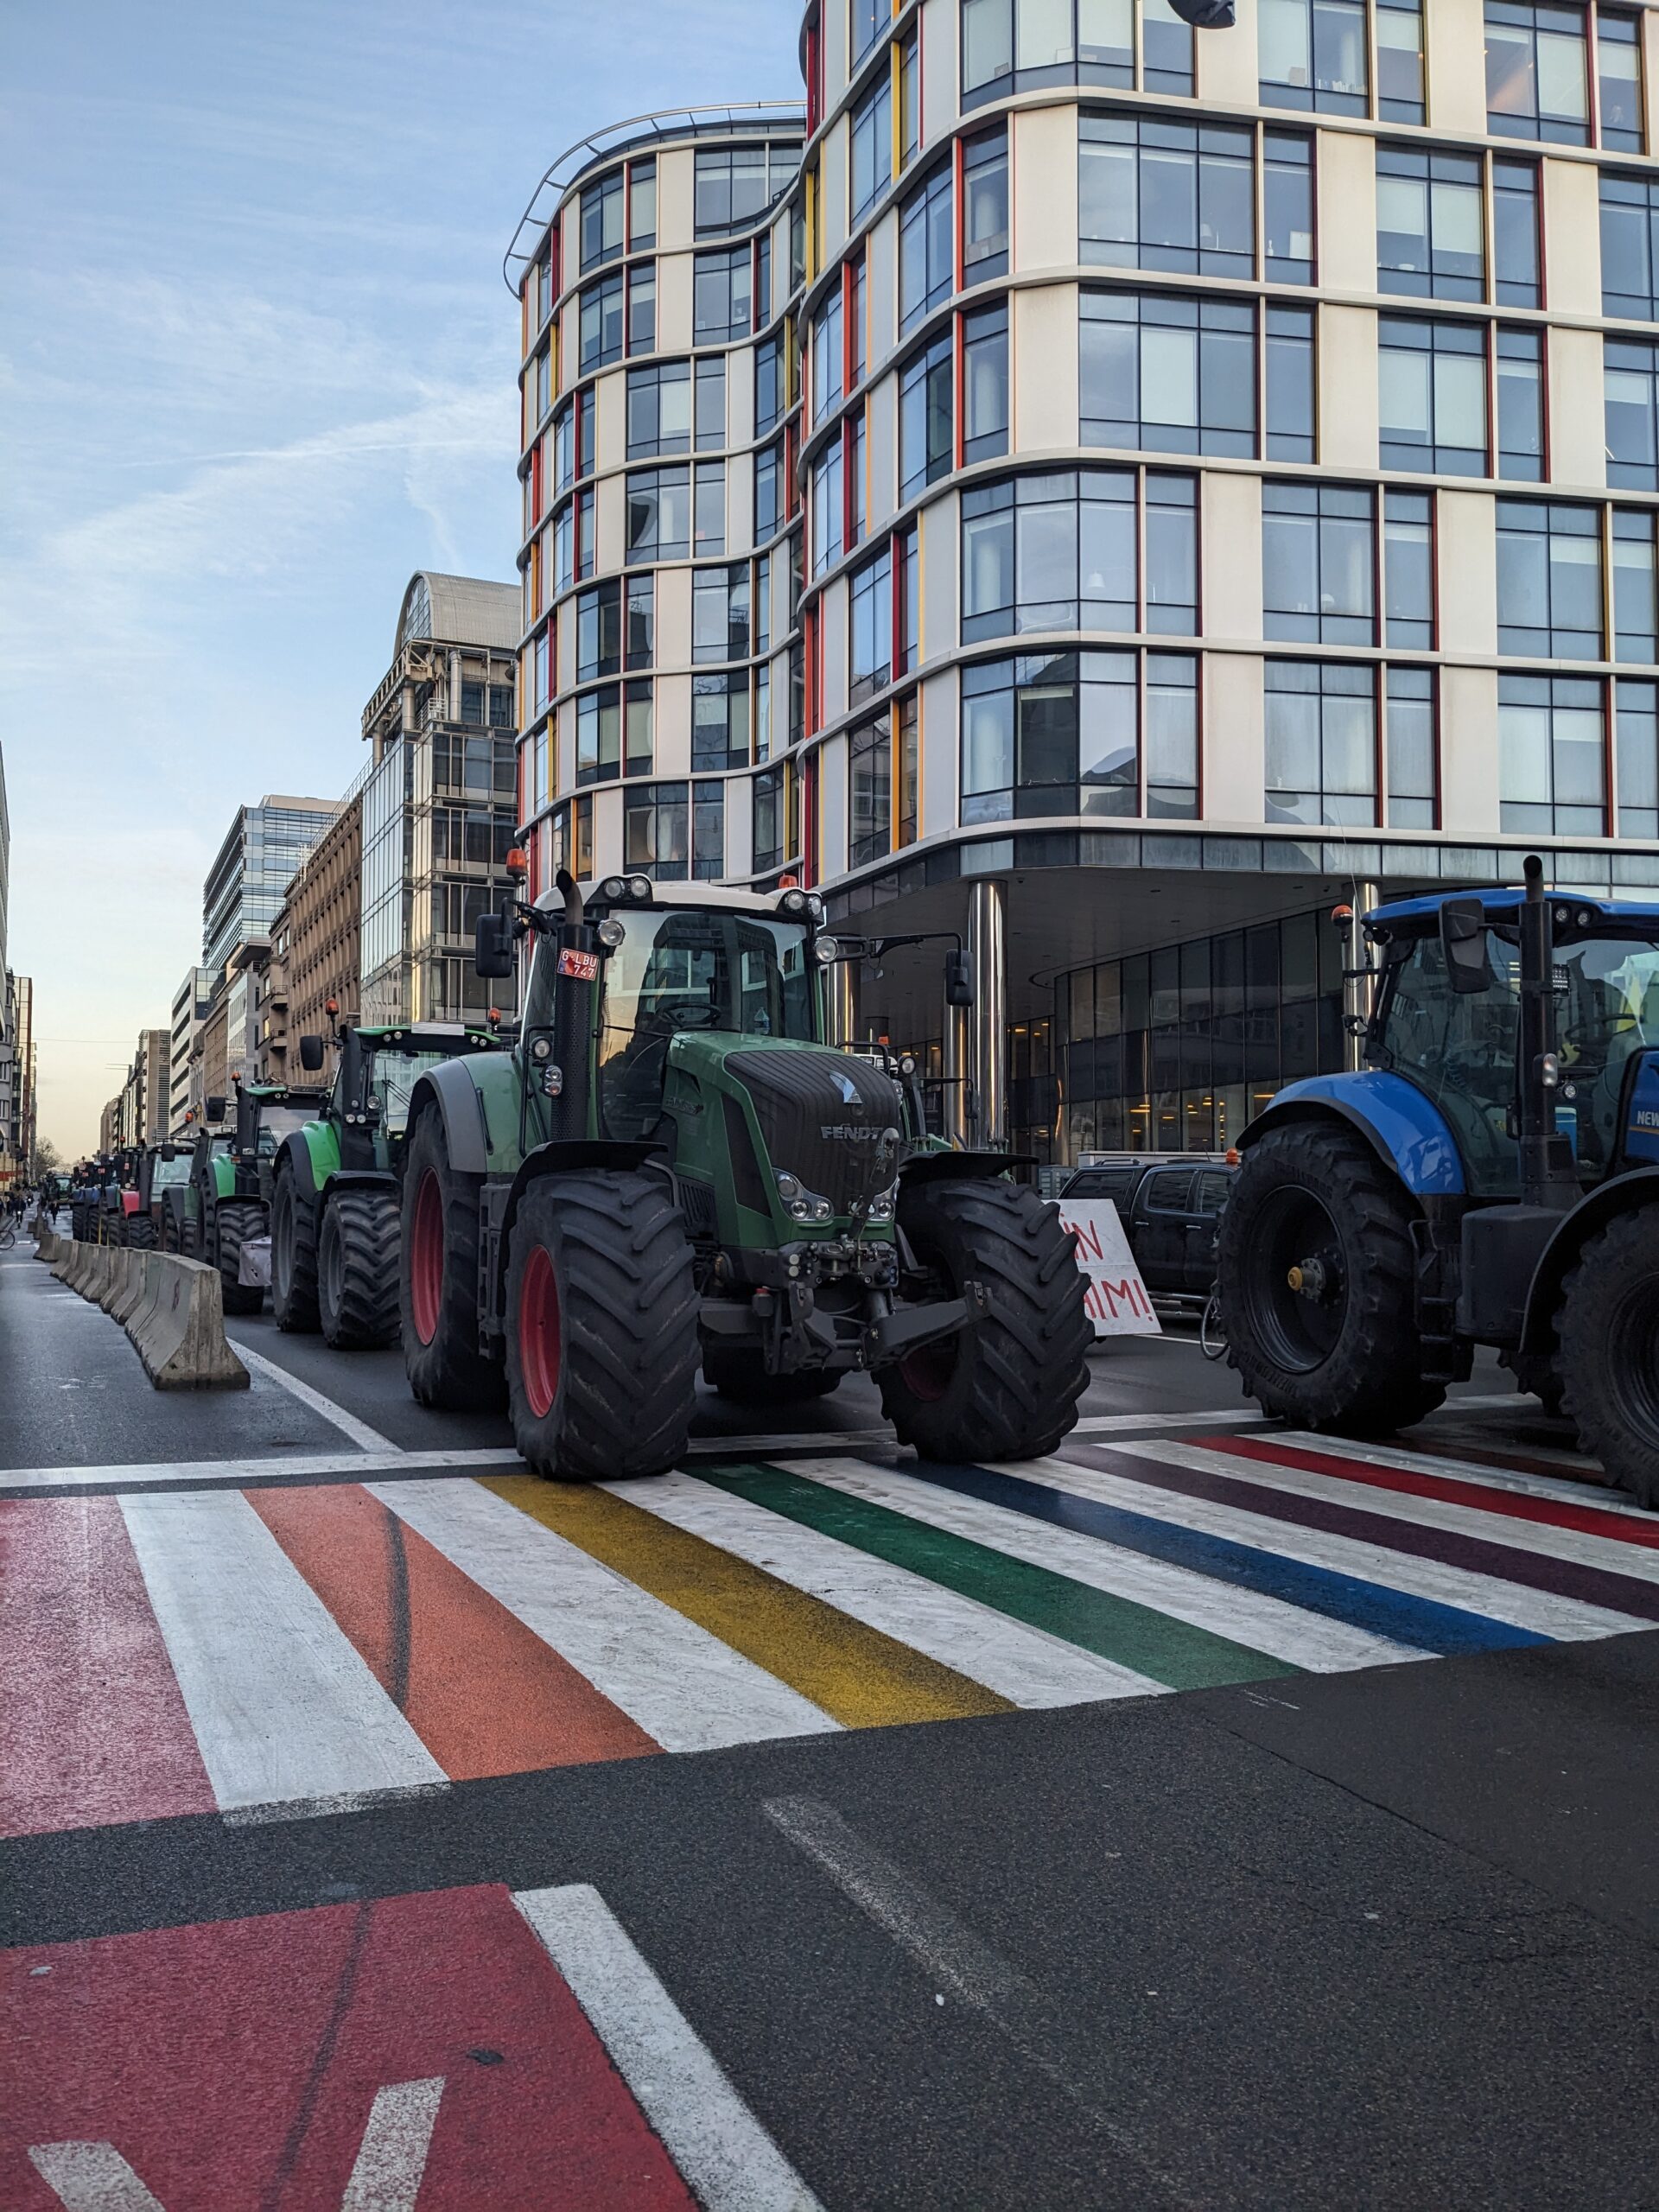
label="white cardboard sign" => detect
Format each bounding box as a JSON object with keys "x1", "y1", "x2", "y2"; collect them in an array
[{"x1": 1055, "y1": 1201, "x2": 1162, "y2": 1339}]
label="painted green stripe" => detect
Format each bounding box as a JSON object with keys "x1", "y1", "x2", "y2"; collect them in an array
[{"x1": 699, "y1": 1464, "x2": 1300, "y2": 1692}]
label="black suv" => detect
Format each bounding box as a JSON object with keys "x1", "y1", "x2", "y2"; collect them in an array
[{"x1": 1060, "y1": 1157, "x2": 1237, "y2": 1301}]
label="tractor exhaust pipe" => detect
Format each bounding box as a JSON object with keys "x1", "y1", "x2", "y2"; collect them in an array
[{"x1": 1517, "y1": 854, "x2": 1572, "y2": 1211}]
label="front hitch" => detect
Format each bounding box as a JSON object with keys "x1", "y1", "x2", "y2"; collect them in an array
[{"x1": 861, "y1": 1278, "x2": 989, "y2": 1369}]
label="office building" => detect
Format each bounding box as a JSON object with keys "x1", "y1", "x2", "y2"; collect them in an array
[
  {"x1": 169, "y1": 967, "x2": 213, "y2": 1132},
  {"x1": 359, "y1": 572, "x2": 523, "y2": 1025},
  {"x1": 263, "y1": 778, "x2": 365, "y2": 1084},
  {"x1": 507, "y1": 0, "x2": 1659, "y2": 1160},
  {"x1": 202, "y1": 796, "x2": 335, "y2": 981}
]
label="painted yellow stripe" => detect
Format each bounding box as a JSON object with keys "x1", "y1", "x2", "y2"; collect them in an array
[{"x1": 481, "y1": 1477, "x2": 1011, "y2": 1729}]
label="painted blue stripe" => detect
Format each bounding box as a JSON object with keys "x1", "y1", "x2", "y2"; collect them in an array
[{"x1": 902, "y1": 1460, "x2": 1551, "y2": 1656}]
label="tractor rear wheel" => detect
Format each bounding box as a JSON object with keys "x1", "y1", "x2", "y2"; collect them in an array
[
  {"x1": 320, "y1": 1188, "x2": 401, "y2": 1351},
  {"x1": 702, "y1": 1349, "x2": 842, "y2": 1404},
  {"x1": 401, "y1": 1112, "x2": 501, "y2": 1409},
  {"x1": 1217, "y1": 1122, "x2": 1444, "y2": 1433},
  {"x1": 162, "y1": 1209, "x2": 181, "y2": 1255},
  {"x1": 1556, "y1": 1206, "x2": 1659, "y2": 1510},
  {"x1": 127, "y1": 1214, "x2": 156, "y2": 1251},
  {"x1": 506, "y1": 1171, "x2": 698, "y2": 1481},
  {"x1": 271, "y1": 1170, "x2": 321, "y2": 1333},
  {"x1": 213, "y1": 1200, "x2": 266, "y2": 1317},
  {"x1": 877, "y1": 1178, "x2": 1091, "y2": 1462}
]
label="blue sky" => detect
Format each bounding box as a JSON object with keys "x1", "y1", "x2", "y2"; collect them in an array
[{"x1": 0, "y1": 0, "x2": 799, "y2": 1154}]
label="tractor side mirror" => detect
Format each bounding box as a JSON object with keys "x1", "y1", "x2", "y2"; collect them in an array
[
  {"x1": 944, "y1": 950, "x2": 975, "y2": 1007},
  {"x1": 159, "y1": 1145, "x2": 177, "y2": 1161},
  {"x1": 1439, "y1": 898, "x2": 1493, "y2": 995},
  {"x1": 475, "y1": 912, "x2": 515, "y2": 980},
  {"x1": 205, "y1": 1096, "x2": 226, "y2": 1123},
  {"x1": 298, "y1": 1034, "x2": 326, "y2": 1072}
]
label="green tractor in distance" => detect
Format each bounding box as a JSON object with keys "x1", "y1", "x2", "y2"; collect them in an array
[
  {"x1": 399, "y1": 869, "x2": 1090, "y2": 1481},
  {"x1": 183, "y1": 1082, "x2": 327, "y2": 1316},
  {"x1": 1217, "y1": 860, "x2": 1659, "y2": 1504},
  {"x1": 270, "y1": 1017, "x2": 507, "y2": 1349}
]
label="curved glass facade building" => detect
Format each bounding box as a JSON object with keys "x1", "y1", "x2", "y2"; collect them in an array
[{"x1": 512, "y1": 2, "x2": 1659, "y2": 1163}]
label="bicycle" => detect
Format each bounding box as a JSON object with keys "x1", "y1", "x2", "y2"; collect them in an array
[
  {"x1": 0, "y1": 1219, "x2": 18, "y2": 1251},
  {"x1": 1199, "y1": 1281, "x2": 1227, "y2": 1361}
]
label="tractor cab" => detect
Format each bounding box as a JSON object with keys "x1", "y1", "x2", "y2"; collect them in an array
[
  {"x1": 310, "y1": 1023, "x2": 503, "y2": 1171},
  {"x1": 1363, "y1": 888, "x2": 1659, "y2": 1195}
]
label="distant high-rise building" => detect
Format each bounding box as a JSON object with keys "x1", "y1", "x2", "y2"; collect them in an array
[
  {"x1": 169, "y1": 966, "x2": 213, "y2": 1132},
  {"x1": 203, "y1": 794, "x2": 334, "y2": 1088}
]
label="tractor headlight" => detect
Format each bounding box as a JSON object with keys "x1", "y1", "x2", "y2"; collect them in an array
[
  {"x1": 807, "y1": 894, "x2": 825, "y2": 920},
  {"x1": 813, "y1": 937, "x2": 841, "y2": 964},
  {"x1": 596, "y1": 917, "x2": 626, "y2": 950},
  {"x1": 626, "y1": 874, "x2": 652, "y2": 901},
  {"x1": 601, "y1": 876, "x2": 626, "y2": 900},
  {"x1": 780, "y1": 888, "x2": 808, "y2": 916},
  {"x1": 810, "y1": 1198, "x2": 832, "y2": 1222},
  {"x1": 776, "y1": 1167, "x2": 833, "y2": 1224},
  {"x1": 898, "y1": 1053, "x2": 917, "y2": 1076},
  {"x1": 775, "y1": 1171, "x2": 803, "y2": 1201}
]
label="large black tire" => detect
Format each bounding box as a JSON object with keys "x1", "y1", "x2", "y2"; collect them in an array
[
  {"x1": 1556, "y1": 1206, "x2": 1659, "y2": 1510},
  {"x1": 270, "y1": 1167, "x2": 321, "y2": 1333},
  {"x1": 213, "y1": 1199, "x2": 266, "y2": 1317},
  {"x1": 320, "y1": 1187, "x2": 402, "y2": 1351},
  {"x1": 127, "y1": 1214, "x2": 156, "y2": 1251},
  {"x1": 162, "y1": 1210, "x2": 182, "y2": 1255},
  {"x1": 505, "y1": 1170, "x2": 699, "y2": 1481},
  {"x1": 702, "y1": 1348, "x2": 842, "y2": 1405},
  {"x1": 1217, "y1": 1122, "x2": 1445, "y2": 1433},
  {"x1": 876, "y1": 1178, "x2": 1091, "y2": 1462},
  {"x1": 401, "y1": 1111, "x2": 502, "y2": 1409}
]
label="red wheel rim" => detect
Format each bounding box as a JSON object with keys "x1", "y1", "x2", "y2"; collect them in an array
[
  {"x1": 899, "y1": 1340, "x2": 955, "y2": 1403},
  {"x1": 518, "y1": 1242, "x2": 562, "y2": 1421},
  {"x1": 409, "y1": 1169, "x2": 444, "y2": 1346}
]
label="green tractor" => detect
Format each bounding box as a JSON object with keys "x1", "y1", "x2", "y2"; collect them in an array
[
  {"x1": 398, "y1": 872, "x2": 1090, "y2": 1480},
  {"x1": 270, "y1": 1019, "x2": 506, "y2": 1348},
  {"x1": 1217, "y1": 860, "x2": 1659, "y2": 1505},
  {"x1": 183, "y1": 1082, "x2": 327, "y2": 1316}
]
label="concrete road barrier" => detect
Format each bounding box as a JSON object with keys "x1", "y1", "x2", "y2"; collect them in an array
[
  {"x1": 111, "y1": 1250, "x2": 153, "y2": 1328},
  {"x1": 34, "y1": 1230, "x2": 59, "y2": 1264},
  {"x1": 99, "y1": 1249, "x2": 134, "y2": 1315},
  {"x1": 127, "y1": 1255, "x2": 249, "y2": 1391}
]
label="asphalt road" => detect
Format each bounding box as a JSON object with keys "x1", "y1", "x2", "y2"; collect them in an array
[{"x1": 3, "y1": 1243, "x2": 1656, "y2": 2210}]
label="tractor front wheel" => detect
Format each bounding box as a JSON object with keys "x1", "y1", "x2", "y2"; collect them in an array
[
  {"x1": 702, "y1": 1349, "x2": 842, "y2": 1405},
  {"x1": 506, "y1": 1171, "x2": 698, "y2": 1481},
  {"x1": 271, "y1": 1171, "x2": 321, "y2": 1333},
  {"x1": 1217, "y1": 1122, "x2": 1444, "y2": 1433},
  {"x1": 213, "y1": 1200, "x2": 267, "y2": 1317},
  {"x1": 400, "y1": 1113, "x2": 501, "y2": 1409},
  {"x1": 127, "y1": 1214, "x2": 156, "y2": 1251},
  {"x1": 1557, "y1": 1206, "x2": 1659, "y2": 1510},
  {"x1": 877, "y1": 1178, "x2": 1091, "y2": 1462},
  {"x1": 320, "y1": 1188, "x2": 401, "y2": 1351}
]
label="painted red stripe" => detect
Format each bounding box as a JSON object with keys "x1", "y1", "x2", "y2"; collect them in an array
[
  {"x1": 0, "y1": 1498, "x2": 213, "y2": 1839},
  {"x1": 1208, "y1": 1436, "x2": 1659, "y2": 1550},
  {"x1": 248, "y1": 1486, "x2": 660, "y2": 1779},
  {"x1": 3, "y1": 1885, "x2": 699, "y2": 2209}
]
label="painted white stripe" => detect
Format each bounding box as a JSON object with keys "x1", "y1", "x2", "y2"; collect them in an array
[
  {"x1": 682, "y1": 1408, "x2": 1271, "y2": 1460},
  {"x1": 1141, "y1": 1437, "x2": 1659, "y2": 1590},
  {"x1": 513, "y1": 1883, "x2": 824, "y2": 2212},
  {"x1": 784, "y1": 1458, "x2": 1426, "y2": 1672},
  {"x1": 1273, "y1": 1431, "x2": 1627, "y2": 1513},
  {"x1": 27, "y1": 2144, "x2": 164, "y2": 2212},
  {"x1": 220, "y1": 1782, "x2": 450, "y2": 1828},
  {"x1": 371, "y1": 1478, "x2": 836, "y2": 1751},
  {"x1": 231, "y1": 1341, "x2": 398, "y2": 1452},
  {"x1": 610, "y1": 1471, "x2": 1165, "y2": 1707},
  {"x1": 1071, "y1": 1408, "x2": 1265, "y2": 1434},
  {"x1": 340, "y1": 2078, "x2": 446, "y2": 2212},
  {"x1": 120, "y1": 1491, "x2": 446, "y2": 1812},
  {"x1": 1068, "y1": 1441, "x2": 1649, "y2": 1638},
  {"x1": 0, "y1": 1448, "x2": 522, "y2": 1495}
]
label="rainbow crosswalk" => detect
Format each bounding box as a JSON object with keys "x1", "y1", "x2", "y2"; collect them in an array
[{"x1": 5, "y1": 1428, "x2": 1656, "y2": 1838}]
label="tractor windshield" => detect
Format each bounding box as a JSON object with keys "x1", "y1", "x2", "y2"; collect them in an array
[
  {"x1": 254, "y1": 1106, "x2": 318, "y2": 1156},
  {"x1": 150, "y1": 1154, "x2": 191, "y2": 1192},
  {"x1": 594, "y1": 909, "x2": 817, "y2": 1141},
  {"x1": 371, "y1": 1052, "x2": 450, "y2": 1136},
  {"x1": 1377, "y1": 927, "x2": 1659, "y2": 1189}
]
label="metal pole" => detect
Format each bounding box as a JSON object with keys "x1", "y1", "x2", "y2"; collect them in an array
[
  {"x1": 1344, "y1": 880, "x2": 1380, "y2": 1072},
  {"x1": 967, "y1": 880, "x2": 1007, "y2": 1149},
  {"x1": 942, "y1": 996, "x2": 968, "y2": 1147},
  {"x1": 825, "y1": 956, "x2": 855, "y2": 1049}
]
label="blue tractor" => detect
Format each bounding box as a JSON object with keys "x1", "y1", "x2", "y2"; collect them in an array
[{"x1": 1217, "y1": 858, "x2": 1659, "y2": 1506}]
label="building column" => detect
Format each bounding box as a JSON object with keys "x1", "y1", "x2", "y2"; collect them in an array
[
  {"x1": 825, "y1": 955, "x2": 855, "y2": 1049},
  {"x1": 967, "y1": 879, "x2": 1007, "y2": 1149}
]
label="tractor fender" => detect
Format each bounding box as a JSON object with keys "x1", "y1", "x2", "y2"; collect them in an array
[
  {"x1": 273, "y1": 1131, "x2": 318, "y2": 1205},
  {"x1": 1519, "y1": 1168, "x2": 1659, "y2": 1356},
  {"x1": 406, "y1": 1060, "x2": 493, "y2": 1176},
  {"x1": 1238, "y1": 1073, "x2": 1466, "y2": 1197},
  {"x1": 898, "y1": 1149, "x2": 1029, "y2": 1188}
]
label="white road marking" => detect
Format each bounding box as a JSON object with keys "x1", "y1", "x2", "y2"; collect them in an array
[
  {"x1": 0, "y1": 1448, "x2": 521, "y2": 1496},
  {"x1": 613, "y1": 1471, "x2": 1164, "y2": 1707},
  {"x1": 1075, "y1": 1440, "x2": 1649, "y2": 1635},
  {"x1": 220, "y1": 1782, "x2": 450, "y2": 1828},
  {"x1": 1071, "y1": 1408, "x2": 1264, "y2": 1435},
  {"x1": 760, "y1": 1797, "x2": 1197, "y2": 2209},
  {"x1": 339, "y1": 2078, "x2": 446, "y2": 2212},
  {"x1": 28, "y1": 2143, "x2": 163, "y2": 2212},
  {"x1": 119, "y1": 1491, "x2": 446, "y2": 1812},
  {"x1": 783, "y1": 1457, "x2": 1425, "y2": 1673},
  {"x1": 372, "y1": 1478, "x2": 836, "y2": 1750},
  {"x1": 513, "y1": 1883, "x2": 824, "y2": 2212},
  {"x1": 230, "y1": 1342, "x2": 399, "y2": 1453}
]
